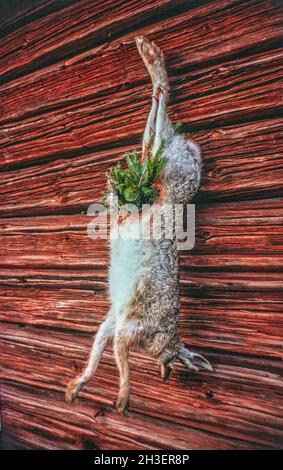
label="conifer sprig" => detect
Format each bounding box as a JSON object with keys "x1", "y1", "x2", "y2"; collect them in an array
[
  {"x1": 101, "y1": 140, "x2": 166, "y2": 209},
  {"x1": 173, "y1": 121, "x2": 188, "y2": 138}
]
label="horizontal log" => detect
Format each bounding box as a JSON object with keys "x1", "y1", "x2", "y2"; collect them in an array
[
  {"x1": 0, "y1": 0, "x2": 191, "y2": 83},
  {"x1": 0, "y1": 119, "x2": 282, "y2": 216},
  {"x1": 0, "y1": 267, "x2": 106, "y2": 290},
  {"x1": 2, "y1": 26, "x2": 283, "y2": 127},
  {"x1": 196, "y1": 198, "x2": 283, "y2": 225},
  {"x1": 1, "y1": 198, "x2": 282, "y2": 358},
  {"x1": 2, "y1": 384, "x2": 259, "y2": 450},
  {"x1": 1, "y1": 201, "x2": 283, "y2": 268},
  {"x1": 1, "y1": 0, "x2": 282, "y2": 453},
  {"x1": 181, "y1": 271, "x2": 283, "y2": 294},
  {"x1": 180, "y1": 297, "x2": 283, "y2": 358},
  {"x1": 194, "y1": 200, "x2": 283, "y2": 254},
  {"x1": 0, "y1": 0, "x2": 78, "y2": 34},
  {"x1": 2, "y1": 387, "x2": 98, "y2": 450},
  {"x1": 0, "y1": 287, "x2": 109, "y2": 332},
  {"x1": 1, "y1": 49, "x2": 282, "y2": 170},
  {"x1": 0, "y1": 267, "x2": 282, "y2": 294},
  {"x1": 0, "y1": 285, "x2": 282, "y2": 359},
  {"x1": 182, "y1": 254, "x2": 283, "y2": 271},
  {"x1": 1, "y1": 0, "x2": 281, "y2": 113},
  {"x1": 1, "y1": 324, "x2": 282, "y2": 448}
]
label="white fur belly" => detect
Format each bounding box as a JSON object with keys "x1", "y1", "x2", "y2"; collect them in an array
[{"x1": 109, "y1": 234, "x2": 152, "y2": 317}]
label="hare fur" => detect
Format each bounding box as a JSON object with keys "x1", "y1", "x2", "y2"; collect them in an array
[{"x1": 65, "y1": 36, "x2": 212, "y2": 416}]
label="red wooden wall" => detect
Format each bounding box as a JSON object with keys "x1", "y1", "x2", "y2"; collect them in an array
[{"x1": 0, "y1": 0, "x2": 283, "y2": 450}]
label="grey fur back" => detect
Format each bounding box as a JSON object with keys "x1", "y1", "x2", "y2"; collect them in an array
[{"x1": 109, "y1": 126, "x2": 202, "y2": 367}]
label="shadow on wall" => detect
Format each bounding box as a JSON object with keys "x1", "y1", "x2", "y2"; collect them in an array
[{"x1": 0, "y1": 432, "x2": 25, "y2": 450}]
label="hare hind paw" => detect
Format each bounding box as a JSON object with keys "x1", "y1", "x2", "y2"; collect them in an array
[
  {"x1": 116, "y1": 394, "x2": 130, "y2": 417},
  {"x1": 178, "y1": 345, "x2": 213, "y2": 372},
  {"x1": 135, "y1": 35, "x2": 168, "y2": 88},
  {"x1": 65, "y1": 377, "x2": 83, "y2": 403}
]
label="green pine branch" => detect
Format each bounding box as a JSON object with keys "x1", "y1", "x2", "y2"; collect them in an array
[
  {"x1": 101, "y1": 122, "x2": 186, "y2": 208},
  {"x1": 101, "y1": 140, "x2": 166, "y2": 209},
  {"x1": 173, "y1": 121, "x2": 188, "y2": 138}
]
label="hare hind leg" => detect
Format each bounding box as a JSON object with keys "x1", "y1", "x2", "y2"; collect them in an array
[
  {"x1": 136, "y1": 35, "x2": 170, "y2": 156},
  {"x1": 142, "y1": 94, "x2": 158, "y2": 159},
  {"x1": 114, "y1": 333, "x2": 130, "y2": 416},
  {"x1": 65, "y1": 313, "x2": 115, "y2": 403},
  {"x1": 135, "y1": 35, "x2": 169, "y2": 94}
]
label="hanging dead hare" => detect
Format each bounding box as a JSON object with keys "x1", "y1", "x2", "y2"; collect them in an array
[{"x1": 65, "y1": 36, "x2": 213, "y2": 416}]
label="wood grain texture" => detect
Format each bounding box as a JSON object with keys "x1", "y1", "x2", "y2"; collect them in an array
[
  {"x1": 1, "y1": 284, "x2": 282, "y2": 358},
  {"x1": 1, "y1": 48, "x2": 282, "y2": 169},
  {"x1": 1, "y1": 0, "x2": 283, "y2": 451},
  {"x1": 0, "y1": 1, "x2": 78, "y2": 34},
  {"x1": 3, "y1": 383, "x2": 268, "y2": 450},
  {"x1": 1, "y1": 327, "x2": 282, "y2": 449},
  {"x1": 0, "y1": 0, "x2": 190, "y2": 83},
  {"x1": 0, "y1": 118, "x2": 282, "y2": 217}
]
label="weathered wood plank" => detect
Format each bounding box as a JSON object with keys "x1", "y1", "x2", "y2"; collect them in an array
[
  {"x1": 1, "y1": 27, "x2": 282, "y2": 127},
  {"x1": 1, "y1": 50, "x2": 282, "y2": 170},
  {"x1": 180, "y1": 297, "x2": 283, "y2": 358},
  {"x1": 1, "y1": 0, "x2": 281, "y2": 103},
  {"x1": 1, "y1": 199, "x2": 283, "y2": 268},
  {"x1": 182, "y1": 254, "x2": 283, "y2": 270},
  {"x1": 0, "y1": 267, "x2": 107, "y2": 290},
  {"x1": 2, "y1": 384, "x2": 260, "y2": 450},
  {"x1": 1, "y1": 325, "x2": 282, "y2": 448},
  {"x1": 0, "y1": 0, "x2": 78, "y2": 34},
  {"x1": 0, "y1": 285, "x2": 282, "y2": 358},
  {"x1": 0, "y1": 267, "x2": 282, "y2": 297},
  {"x1": 0, "y1": 119, "x2": 282, "y2": 216},
  {"x1": 0, "y1": 0, "x2": 189, "y2": 83},
  {"x1": 1, "y1": 0, "x2": 282, "y2": 452}
]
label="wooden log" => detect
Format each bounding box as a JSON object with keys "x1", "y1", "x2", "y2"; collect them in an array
[
  {"x1": 1, "y1": 31, "x2": 282, "y2": 127},
  {"x1": 179, "y1": 297, "x2": 283, "y2": 358},
  {"x1": 0, "y1": 267, "x2": 107, "y2": 290},
  {"x1": 0, "y1": 0, "x2": 282, "y2": 451},
  {"x1": 1, "y1": 200, "x2": 283, "y2": 267},
  {"x1": 2, "y1": 384, "x2": 261, "y2": 450},
  {"x1": 1, "y1": 383, "x2": 101, "y2": 450},
  {"x1": 1, "y1": 325, "x2": 282, "y2": 448},
  {"x1": 0, "y1": 119, "x2": 282, "y2": 217},
  {"x1": 189, "y1": 197, "x2": 283, "y2": 255},
  {"x1": 0, "y1": 0, "x2": 281, "y2": 94},
  {"x1": 0, "y1": 0, "x2": 78, "y2": 34},
  {"x1": 182, "y1": 272, "x2": 283, "y2": 300},
  {"x1": 0, "y1": 266, "x2": 281, "y2": 293},
  {"x1": 0, "y1": 0, "x2": 190, "y2": 83},
  {"x1": 0, "y1": 284, "x2": 282, "y2": 359},
  {"x1": 182, "y1": 254, "x2": 283, "y2": 271},
  {"x1": 1, "y1": 50, "x2": 282, "y2": 170}
]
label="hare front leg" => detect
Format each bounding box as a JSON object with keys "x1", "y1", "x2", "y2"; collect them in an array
[
  {"x1": 65, "y1": 312, "x2": 115, "y2": 403},
  {"x1": 114, "y1": 333, "x2": 130, "y2": 416}
]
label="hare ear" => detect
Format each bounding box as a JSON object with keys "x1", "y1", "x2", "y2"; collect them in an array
[
  {"x1": 178, "y1": 343, "x2": 213, "y2": 372},
  {"x1": 160, "y1": 363, "x2": 172, "y2": 381}
]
